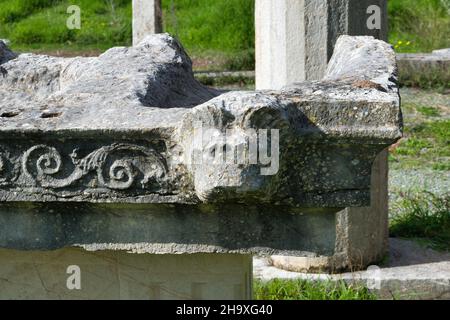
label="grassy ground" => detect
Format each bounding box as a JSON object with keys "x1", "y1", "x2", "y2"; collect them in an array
[
  {"x1": 254, "y1": 279, "x2": 377, "y2": 300},
  {"x1": 0, "y1": 0, "x2": 132, "y2": 52},
  {"x1": 390, "y1": 192, "x2": 450, "y2": 251},
  {"x1": 388, "y1": 0, "x2": 450, "y2": 53},
  {"x1": 389, "y1": 88, "x2": 450, "y2": 252},
  {"x1": 390, "y1": 115, "x2": 449, "y2": 171},
  {"x1": 389, "y1": 87, "x2": 449, "y2": 172},
  {"x1": 1, "y1": 0, "x2": 449, "y2": 70},
  {"x1": 0, "y1": 0, "x2": 255, "y2": 69},
  {"x1": 195, "y1": 73, "x2": 255, "y2": 89}
]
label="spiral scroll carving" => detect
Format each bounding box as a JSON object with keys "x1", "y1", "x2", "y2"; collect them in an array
[{"x1": 21, "y1": 143, "x2": 167, "y2": 191}]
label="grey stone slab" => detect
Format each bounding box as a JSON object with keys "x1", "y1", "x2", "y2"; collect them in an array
[
  {"x1": 0, "y1": 202, "x2": 336, "y2": 256},
  {"x1": 0, "y1": 35, "x2": 402, "y2": 208},
  {"x1": 396, "y1": 49, "x2": 450, "y2": 85},
  {"x1": 432, "y1": 48, "x2": 450, "y2": 56}
]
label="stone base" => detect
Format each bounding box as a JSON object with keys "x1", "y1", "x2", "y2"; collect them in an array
[
  {"x1": 256, "y1": 238, "x2": 450, "y2": 300},
  {"x1": 0, "y1": 249, "x2": 252, "y2": 300},
  {"x1": 271, "y1": 150, "x2": 389, "y2": 273}
]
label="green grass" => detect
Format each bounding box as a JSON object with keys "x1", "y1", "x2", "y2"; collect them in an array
[
  {"x1": 161, "y1": 0, "x2": 254, "y2": 70},
  {"x1": 195, "y1": 74, "x2": 255, "y2": 87},
  {"x1": 0, "y1": 0, "x2": 59, "y2": 24},
  {"x1": 389, "y1": 0, "x2": 450, "y2": 53},
  {"x1": 254, "y1": 279, "x2": 377, "y2": 300},
  {"x1": 162, "y1": 0, "x2": 254, "y2": 52},
  {"x1": 1, "y1": 0, "x2": 449, "y2": 70},
  {"x1": 0, "y1": 0, "x2": 132, "y2": 50},
  {"x1": 416, "y1": 106, "x2": 442, "y2": 117},
  {"x1": 390, "y1": 110, "x2": 450, "y2": 170},
  {"x1": 390, "y1": 192, "x2": 450, "y2": 251}
]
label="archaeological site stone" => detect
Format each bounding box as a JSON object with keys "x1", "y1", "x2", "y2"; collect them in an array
[
  {"x1": 0, "y1": 34, "x2": 402, "y2": 297},
  {"x1": 397, "y1": 48, "x2": 450, "y2": 86},
  {"x1": 256, "y1": 0, "x2": 394, "y2": 273}
]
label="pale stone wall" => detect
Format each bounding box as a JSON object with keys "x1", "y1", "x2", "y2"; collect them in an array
[
  {"x1": 255, "y1": 0, "x2": 306, "y2": 90},
  {"x1": 0, "y1": 249, "x2": 252, "y2": 300}
]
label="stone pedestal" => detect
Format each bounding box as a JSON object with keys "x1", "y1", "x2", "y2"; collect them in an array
[
  {"x1": 0, "y1": 33, "x2": 401, "y2": 298},
  {"x1": 255, "y1": 0, "x2": 391, "y2": 272},
  {"x1": 0, "y1": 249, "x2": 252, "y2": 300},
  {"x1": 272, "y1": 150, "x2": 389, "y2": 272},
  {"x1": 132, "y1": 0, "x2": 163, "y2": 46}
]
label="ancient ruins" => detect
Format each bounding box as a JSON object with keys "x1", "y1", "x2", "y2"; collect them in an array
[{"x1": 0, "y1": 0, "x2": 404, "y2": 299}]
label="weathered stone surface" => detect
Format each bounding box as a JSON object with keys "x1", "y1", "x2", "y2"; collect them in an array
[
  {"x1": 432, "y1": 48, "x2": 450, "y2": 56},
  {"x1": 0, "y1": 202, "x2": 336, "y2": 256},
  {"x1": 397, "y1": 48, "x2": 450, "y2": 86},
  {"x1": 1, "y1": 35, "x2": 217, "y2": 111},
  {"x1": 0, "y1": 35, "x2": 401, "y2": 208},
  {"x1": 0, "y1": 249, "x2": 252, "y2": 300},
  {"x1": 266, "y1": 151, "x2": 389, "y2": 272},
  {"x1": 325, "y1": 35, "x2": 397, "y2": 90},
  {"x1": 238, "y1": 0, "x2": 391, "y2": 272}
]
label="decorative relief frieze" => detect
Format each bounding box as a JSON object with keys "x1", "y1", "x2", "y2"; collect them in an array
[{"x1": 0, "y1": 142, "x2": 169, "y2": 193}]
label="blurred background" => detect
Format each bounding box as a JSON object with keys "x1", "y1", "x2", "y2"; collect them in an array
[{"x1": 0, "y1": 0, "x2": 448, "y2": 71}]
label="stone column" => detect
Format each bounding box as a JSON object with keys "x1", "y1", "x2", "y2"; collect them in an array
[
  {"x1": 256, "y1": 0, "x2": 390, "y2": 271},
  {"x1": 255, "y1": 0, "x2": 388, "y2": 89},
  {"x1": 132, "y1": 0, "x2": 163, "y2": 46}
]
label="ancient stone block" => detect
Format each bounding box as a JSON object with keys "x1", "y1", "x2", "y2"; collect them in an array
[{"x1": 0, "y1": 35, "x2": 402, "y2": 257}]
